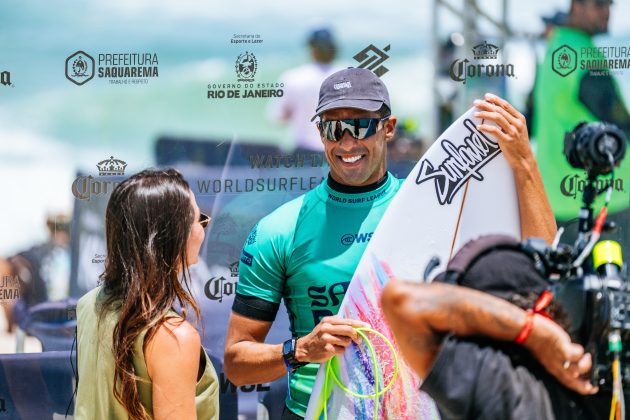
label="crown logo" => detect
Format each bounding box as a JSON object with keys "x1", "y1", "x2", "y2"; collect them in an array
[
  {"x1": 96, "y1": 156, "x2": 127, "y2": 176},
  {"x1": 472, "y1": 41, "x2": 499, "y2": 60},
  {"x1": 229, "y1": 261, "x2": 239, "y2": 277}
]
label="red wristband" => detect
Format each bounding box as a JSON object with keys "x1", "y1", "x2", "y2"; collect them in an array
[
  {"x1": 515, "y1": 290, "x2": 554, "y2": 344},
  {"x1": 515, "y1": 311, "x2": 535, "y2": 344}
]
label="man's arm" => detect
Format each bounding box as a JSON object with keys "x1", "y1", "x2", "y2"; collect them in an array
[
  {"x1": 225, "y1": 216, "x2": 369, "y2": 385},
  {"x1": 381, "y1": 280, "x2": 597, "y2": 395},
  {"x1": 224, "y1": 314, "x2": 285, "y2": 386},
  {"x1": 224, "y1": 313, "x2": 368, "y2": 386},
  {"x1": 474, "y1": 93, "x2": 557, "y2": 244}
]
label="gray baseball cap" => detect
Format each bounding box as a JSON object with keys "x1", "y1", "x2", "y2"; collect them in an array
[{"x1": 311, "y1": 67, "x2": 390, "y2": 121}]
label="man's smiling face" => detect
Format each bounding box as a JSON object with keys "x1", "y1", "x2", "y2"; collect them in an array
[{"x1": 319, "y1": 108, "x2": 396, "y2": 187}]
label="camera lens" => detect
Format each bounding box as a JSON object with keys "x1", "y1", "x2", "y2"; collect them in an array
[
  {"x1": 564, "y1": 122, "x2": 626, "y2": 176},
  {"x1": 596, "y1": 133, "x2": 621, "y2": 157}
]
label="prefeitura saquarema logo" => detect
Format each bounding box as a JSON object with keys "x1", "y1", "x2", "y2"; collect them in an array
[
  {"x1": 65, "y1": 51, "x2": 95, "y2": 86},
  {"x1": 552, "y1": 44, "x2": 578, "y2": 77}
]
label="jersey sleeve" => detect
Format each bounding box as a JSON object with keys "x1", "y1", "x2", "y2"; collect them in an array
[{"x1": 235, "y1": 217, "x2": 290, "y2": 316}]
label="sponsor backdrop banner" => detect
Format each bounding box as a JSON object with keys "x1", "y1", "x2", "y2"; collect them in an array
[{"x1": 1, "y1": 0, "x2": 630, "y2": 419}]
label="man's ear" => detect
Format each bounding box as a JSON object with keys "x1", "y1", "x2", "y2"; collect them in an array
[{"x1": 384, "y1": 117, "x2": 397, "y2": 142}]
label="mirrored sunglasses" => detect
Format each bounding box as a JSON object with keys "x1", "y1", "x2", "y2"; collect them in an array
[{"x1": 317, "y1": 117, "x2": 389, "y2": 142}]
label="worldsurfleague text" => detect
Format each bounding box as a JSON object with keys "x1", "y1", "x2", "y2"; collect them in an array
[{"x1": 196, "y1": 176, "x2": 325, "y2": 195}]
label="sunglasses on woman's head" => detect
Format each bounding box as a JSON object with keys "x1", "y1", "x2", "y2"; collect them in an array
[
  {"x1": 199, "y1": 213, "x2": 211, "y2": 228},
  {"x1": 317, "y1": 117, "x2": 389, "y2": 142}
]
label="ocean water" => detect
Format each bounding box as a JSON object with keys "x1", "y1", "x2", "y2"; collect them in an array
[{"x1": 1, "y1": 0, "x2": 629, "y2": 255}]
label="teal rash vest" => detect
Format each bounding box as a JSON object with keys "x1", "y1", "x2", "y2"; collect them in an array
[{"x1": 234, "y1": 173, "x2": 402, "y2": 417}]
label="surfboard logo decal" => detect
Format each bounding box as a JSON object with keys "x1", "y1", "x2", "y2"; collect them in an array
[{"x1": 415, "y1": 119, "x2": 501, "y2": 205}]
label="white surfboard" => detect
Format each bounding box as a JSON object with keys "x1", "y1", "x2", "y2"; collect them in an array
[{"x1": 305, "y1": 107, "x2": 521, "y2": 419}]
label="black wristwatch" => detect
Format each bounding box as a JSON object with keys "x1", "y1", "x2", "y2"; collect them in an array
[{"x1": 282, "y1": 338, "x2": 307, "y2": 371}]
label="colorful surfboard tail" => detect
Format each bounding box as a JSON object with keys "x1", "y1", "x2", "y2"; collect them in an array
[{"x1": 310, "y1": 254, "x2": 437, "y2": 420}]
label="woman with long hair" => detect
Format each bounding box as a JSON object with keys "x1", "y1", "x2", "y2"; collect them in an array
[{"x1": 75, "y1": 168, "x2": 218, "y2": 419}]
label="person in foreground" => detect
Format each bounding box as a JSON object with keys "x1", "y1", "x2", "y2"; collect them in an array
[
  {"x1": 224, "y1": 67, "x2": 557, "y2": 419},
  {"x1": 75, "y1": 169, "x2": 218, "y2": 420},
  {"x1": 382, "y1": 237, "x2": 603, "y2": 419}
]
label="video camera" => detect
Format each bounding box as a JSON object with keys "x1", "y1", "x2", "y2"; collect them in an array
[
  {"x1": 530, "y1": 121, "x2": 628, "y2": 390},
  {"x1": 524, "y1": 235, "x2": 629, "y2": 390}
]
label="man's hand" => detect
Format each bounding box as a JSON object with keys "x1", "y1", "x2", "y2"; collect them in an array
[
  {"x1": 525, "y1": 314, "x2": 598, "y2": 395},
  {"x1": 296, "y1": 316, "x2": 370, "y2": 363},
  {"x1": 474, "y1": 92, "x2": 557, "y2": 244},
  {"x1": 474, "y1": 93, "x2": 534, "y2": 171}
]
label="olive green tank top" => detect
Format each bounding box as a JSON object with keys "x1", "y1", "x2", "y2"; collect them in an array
[{"x1": 75, "y1": 286, "x2": 219, "y2": 419}]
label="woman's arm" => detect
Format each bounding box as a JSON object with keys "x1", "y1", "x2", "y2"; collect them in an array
[{"x1": 145, "y1": 318, "x2": 201, "y2": 420}]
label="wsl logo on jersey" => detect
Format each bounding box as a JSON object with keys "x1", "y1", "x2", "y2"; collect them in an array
[
  {"x1": 416, "y1": 119, "x2": 501, "y2": 205},
  {"x1": 450, "y1": 41, "x2": 516, "y2": 84},
  {"x1": 340, "y1": 232, "x2": 374, "y2": 246}
]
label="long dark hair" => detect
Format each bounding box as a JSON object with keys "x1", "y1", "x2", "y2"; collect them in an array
[{"x1": 99, "y1": 168, "x2": 201, "y2": 419}]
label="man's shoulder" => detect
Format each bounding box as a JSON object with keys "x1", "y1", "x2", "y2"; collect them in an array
[{"x1": 548, "y1": 27, "x2": 594, "y2": 50}]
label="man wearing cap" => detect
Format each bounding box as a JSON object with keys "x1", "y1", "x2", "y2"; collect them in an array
[
  {"x1": 382, "y1": 237, "x2": 604, "y2": 419},
  {"x1": 225, "y1": 67, "x2": 556, "y2": 419},
  {"x1": 532, "y1": 0, "x2": 630, "y2": 257},
  {"x1": 269, "y1": 28, "x2": 340, "y2": 151}
]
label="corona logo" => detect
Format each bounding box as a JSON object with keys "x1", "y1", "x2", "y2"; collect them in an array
[
  {"x1": 96, "y1": 156, "x2": 127, "y2": 176},
  {"x1": 472, "y1": 41, "x2": 499, "y2": 60}
]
